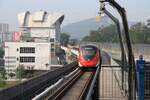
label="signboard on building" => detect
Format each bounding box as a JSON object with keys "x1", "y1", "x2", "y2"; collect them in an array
[{"x1": 13, "y1": 32, "x2": 20, "y2": 42}]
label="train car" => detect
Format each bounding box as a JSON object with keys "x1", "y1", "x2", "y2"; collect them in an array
[{"x1": 78, "y1": 45, "x2": 102, "y2": 69}]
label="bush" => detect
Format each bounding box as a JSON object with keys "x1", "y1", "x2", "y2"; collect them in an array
[
  {"x1": 15, "y1": 65, "x2": 26, "y2": 79},
  {"x1": 0, "y1": 69, "x2": 7, "y2": 80},
  {"x1": 0, "y1": 78, "x2": 6, "y2": 87}
]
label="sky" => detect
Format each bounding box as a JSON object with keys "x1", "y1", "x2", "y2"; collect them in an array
[{"x1": 0, "y1": 0, "x2": 150, "y2": 31}]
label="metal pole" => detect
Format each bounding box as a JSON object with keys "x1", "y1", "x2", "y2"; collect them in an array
[
  {"x1": 99, "y1": 0, "x2": 135, "y2": 99},
  {"x1": 103, "y1": 9, "x2": 126, "y2": 89},
  {"x1": 117, "y1": 7, "x2": 135, "y2": 100}
]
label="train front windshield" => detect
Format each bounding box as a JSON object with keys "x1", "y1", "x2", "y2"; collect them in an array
[{"x1": 81, "y1": 46, "x2": 97, "y2": 60}]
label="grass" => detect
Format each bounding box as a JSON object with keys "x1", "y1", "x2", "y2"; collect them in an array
[
  {"x1": 0, "y1": 80, "x2": 6, "y2": 87},
  {"x1": 0, "y1": 80, "x2": 20, "y2": 90}
]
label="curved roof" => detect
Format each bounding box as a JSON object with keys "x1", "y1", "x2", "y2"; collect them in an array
[
  {"x1": 49, "y1": 12, "x2": 64, "y2": 25},
  {"x1": 18, "y1": 11, "x2": 64, "y2": 27},
  {"x1": 18, "y1": 11, "x2": 30, "y2": 26},
  {"x1": 33, "y1": 11, "x2": 47, "y2": 22}
]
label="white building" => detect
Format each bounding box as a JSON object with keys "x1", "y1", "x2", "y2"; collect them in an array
[
  {"x1": 4, "y1": 10, "x2": 64, "y2": 73},
  {"x1": 0, "y1": 23, "x2": 9, "y2": 43},
  {"x1": 0, "y1": 23, "x2": 9, "y2": 33},
  {"x1": 18, "y1": 11, "x2": 64, "y2": 54},
  {"x1": 5, "y1": 42, "x2": 50, "y2": 73},
  {"x1": 145, "y1": 19, "x2": 150, "y2": 28}
]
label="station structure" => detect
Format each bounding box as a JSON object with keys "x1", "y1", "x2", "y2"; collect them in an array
[{"x1": 4, "y1": 11, "x2": 64, "y2": 73}]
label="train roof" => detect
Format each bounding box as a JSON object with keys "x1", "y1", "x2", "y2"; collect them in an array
[
  {"x1": 80, "y1": 44, "x2": 99, "y2": 48},
  {"x1": 79, "y1": 42, "x2": 100, "y2": 48}
]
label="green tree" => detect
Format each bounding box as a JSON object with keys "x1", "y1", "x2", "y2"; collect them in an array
[
  {"x1": 15, "y1": 65, "x2": 26, "y2": 79},
  {"x1": 0, "y1": 78, "x2": 6, "y2": 87},
  {"x1": 82, "y1": 36, "x2": 90, "y2": 41},
  {"x1": 130, "y1": 22, "x2": 150, "y2": 44},
  {"x1": 69, "y1": 39, "x2": 78, "y2": 46},
  {"x1": 82, "y1": 24, "x2": 119, "y2": 43},
  {"x1": 0, "y1": 69, "x2": 6, "y2": 80},
  {"x1": 8, "y1": 73, "x2": 15, "y2": 79},
  {"x1": 82, "y1": 22, "x2": 150, "y2": 44},
  {"x1": 0, "y1": 47, "x2": 4, "y2": 58},
  {"x1": 60, "y1": 33, "x2": 70, "y2": 46},
  {"x1": 0, "y1": 69, "x2": 6, "y2": 88}
]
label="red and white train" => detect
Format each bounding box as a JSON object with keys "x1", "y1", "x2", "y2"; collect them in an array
[{"x1": 78, "y1": 45, "x2": 102, "y2": 69}]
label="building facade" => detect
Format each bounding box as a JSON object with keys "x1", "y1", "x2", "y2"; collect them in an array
[
  {"x1": 5, "y1": 42, "x2": 50, "y2": 73},
  {"x1": 0, "y1": 23, "x2": 9, "y2": 33},
  {"x1": 146, "y1": 19, "x2": 150, "y2": 27},
  {"x1": 4, "y1": 11, "x2": 64, "y2": 73},
  {"x1": 18, "y1": 11, "x2": 64, "y2": 54},
  {"x1": 0, "y1": 23, "x2": 10, "y2": 44}
]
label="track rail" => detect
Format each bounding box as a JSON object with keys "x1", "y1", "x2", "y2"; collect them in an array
[
  {"x1": 47, "y1": 69, "x2": 95, "y2": 100},
  {"x1": 32, "y1": 68, "x2": 81, "y2": 100}
]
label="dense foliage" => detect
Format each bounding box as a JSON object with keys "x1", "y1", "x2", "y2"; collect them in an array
[
  {"x1": 0, "y1": 69, "x2": 6, "y2": 80},
  {"x1": 82, "y1": 24, "x2": 119, "y2": 42},
  {"x1": 82, "y1": 23, "x2": 150, "y2": 44},
  {"x1": 130, "y1": 22, "x2": 150, "y2": 43},
  {"x1": 60, "y1": 33, "x2": 70, "y2": 46},
  {"x1": 15, "y1": 65, "x2": 26, "y2": 79},
  {"x1": 0, "y1": 69, "x2": 6, "y2": 88},
  {"x1": 0, "y1": 79, "x2": 6, "y2": 88}
]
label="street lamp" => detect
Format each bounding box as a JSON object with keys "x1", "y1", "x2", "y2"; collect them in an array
[{"x1": 99, "y1": 0, "x2": 136, "y2": 100}]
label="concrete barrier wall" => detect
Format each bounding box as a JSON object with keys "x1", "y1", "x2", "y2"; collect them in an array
[
  {"x1": 99, "y1": 43, "x2": 150, "y2": 60},
  {"x1": 0, "y1": 62, "x2": 78, "y2": 100}
]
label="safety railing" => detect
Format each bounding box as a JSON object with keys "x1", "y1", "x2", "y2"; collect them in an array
[{"x1": 100, "y1": 66, "x2": 128, "y2": 100}]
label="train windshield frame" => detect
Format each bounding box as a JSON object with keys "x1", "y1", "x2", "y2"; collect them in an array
[{"x1": 81, "y1": 45, "x2": 97, "y2": 60}]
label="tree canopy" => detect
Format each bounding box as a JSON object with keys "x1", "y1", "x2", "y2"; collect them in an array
[
  {"x1": 15, "y1": 65, "x2": 26, "y2": 79},
  {"x1": 60, "y1": 33, "x2": 70, "y2": 46},
  {"x1": 130, "y1": 22, "x2": 150, "y2": 43},
  {"x1": 82, "y1": 23, "x2": 150, "y2": 44},
  {"x1": 82, "y1": 24, "x2": 119, "y2": 42}
]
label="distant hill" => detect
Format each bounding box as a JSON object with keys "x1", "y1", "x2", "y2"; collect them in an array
[
  {"x1": 62, "y1": 16, "x2": 137, "y2": 39},
  {"x1": 62, "y1": 16, "x2": 112, "y2": 39}
]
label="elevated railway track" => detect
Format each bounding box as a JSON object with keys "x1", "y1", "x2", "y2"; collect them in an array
[
  {"x1": 48, "y1": 70, "x2": 94, "y2": 100},
  {"x1": 33, "y1": 66, "x2": 100, "y2": 100},
  {"x1": 0, "y1": 62, "x2": 78, "y2": 100},
  {"x1": 0, "y1": 61, "x2": 100, "y2": 100}
]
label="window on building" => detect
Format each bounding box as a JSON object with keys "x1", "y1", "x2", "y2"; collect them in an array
[
  {"x1": 51, "y1": 48, "x2": 55, "y2": 52},
  {"x1": 20, "y1": 57, "x2": 35, "y2": 63},
  {"x1": 51, "y1": 43, "x2": 54, "y2": 48},
  {"x1": 20, "y1": 47, "x2": 35, "y2": 53},
  {"x1": 50, "y1": 38, "x2": 55, "y2": 42}
]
